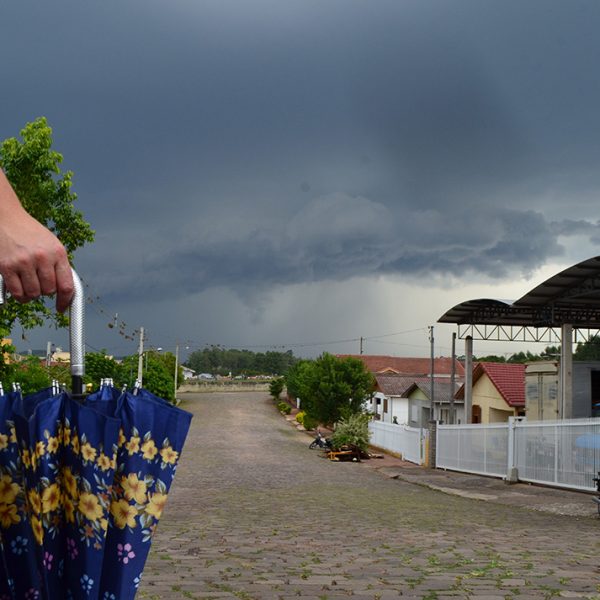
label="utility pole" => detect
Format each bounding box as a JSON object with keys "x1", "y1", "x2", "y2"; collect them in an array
[
  {"x1": 174, "y1": 343, "x2": 180, "y2": 401},
  {"x1": 360, "y1": 337, "x2": 364, "y2": 355},
  {"x1": 450, "y1": 332, "x2": 456, "y2": 424},
  {"x1": 465, "y1": 336, "x2": 473, "y2": 423},
  {"x1": 46, "y1": 341, "x2": 53, "y2": 368},
  {"x1": 429, "y1": 326, "x2": 435, "y2": 421},
  {"x1": 137, "y1": 327, "x2": 145, "y2": 386}
]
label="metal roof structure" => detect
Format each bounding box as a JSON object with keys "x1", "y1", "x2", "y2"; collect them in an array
[{"x1": 438, "y1": 256, "x2": 600, "y2": 333}]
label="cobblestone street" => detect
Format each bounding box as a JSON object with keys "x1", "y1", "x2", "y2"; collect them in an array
[{"x1": 139, "y1": 392, "x2": 600, "y2": 600}]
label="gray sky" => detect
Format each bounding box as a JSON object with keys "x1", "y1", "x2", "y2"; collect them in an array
[{"x1": 3, "y1": 0, "x2": 600, "y2": 361}]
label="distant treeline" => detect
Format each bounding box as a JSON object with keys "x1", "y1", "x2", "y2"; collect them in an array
[
  {"x1": 475, "y1": 338, "x2": 600, "y2": 363},
  {"x1": 185, "y1": 347, "x2": 298, "y2": 377}
]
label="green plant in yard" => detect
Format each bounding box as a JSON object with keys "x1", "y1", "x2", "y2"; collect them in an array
[
  {"x1": 301, "y1": 414, "x2": 318, "y2": 430},
  {"x1": 330, "y1": 412, "x2": 371, "y2": 453},
  {"x1": 269, "y1": 377, "x2": 285, "y2": 400},
  {"x1": 284, "y1": 353, "x2": 374, "y2": 426},
  {"x1": 295, "y1": 411, "x2": 305, "y2": 424},
  {"x1": 277, "y1": 401, "x2": 291, "y2": 415}
]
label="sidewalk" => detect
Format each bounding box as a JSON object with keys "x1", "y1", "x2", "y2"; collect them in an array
[
  {"x1": 363, "y1": 451, "x2": 598, "y2": 519},
  {"x1": 295, "y1": 417, "x2": 598, "y2": 519}
]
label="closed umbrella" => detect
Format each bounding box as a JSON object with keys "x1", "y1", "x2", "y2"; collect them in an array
[{"x1": 0, "y1": 270, "x2": 191, "y2": 599}]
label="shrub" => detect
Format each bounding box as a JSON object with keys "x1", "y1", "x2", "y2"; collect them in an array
[
  {"x1": 269, "y1": 377, "x2": 285, "y2": 400},
  {"x1": 277, "y1": 401, "x2": 291, "y2": 415},
  {"x1": 330, "y1": 413, "x2": 371, "y2": 453},
  {"x1": 295, "y1": 411, "x2": 305, "y2": 425},
  {"x1": 301, "y1": 414, "x2": 318, "y2": 431}
]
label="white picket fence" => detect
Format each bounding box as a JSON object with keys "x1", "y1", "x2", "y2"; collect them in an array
[
  {"x1": 368, "y1": 421, "x2": 428, "y2": 465},
  {"x1": 437, "y1": 417, "x2": 600, "y2": 492}
]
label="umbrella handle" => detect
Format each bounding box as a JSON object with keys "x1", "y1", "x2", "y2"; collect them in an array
[
  {"x1": 0, "y1": 268, "x2": 86, "y2": 399},
  {"x1": 70, "y1": 269, "x2": 85, "y2": 399}
]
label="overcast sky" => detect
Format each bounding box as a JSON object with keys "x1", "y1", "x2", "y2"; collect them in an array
[{"x1": 3, "y1": 0, "x2": 600, "y2": 361}]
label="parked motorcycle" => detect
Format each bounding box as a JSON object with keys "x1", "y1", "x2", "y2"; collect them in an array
[
  {"x1": 309, "y1": 430, "x2": 332, "y2": 450},
  {"x1": 593, "y1": 471, "x2": 600, "y2": 515}
]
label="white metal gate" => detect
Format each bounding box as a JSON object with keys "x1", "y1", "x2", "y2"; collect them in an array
[
  {"x1": 436, "y1": 417, "x2": 600, "y2": 492},
  {"x1": 437, "y1": 423, "x2": 508, "y2": 478},
  {"x1": 514, "y1": 418, "x2": 600, "y2": 491}
]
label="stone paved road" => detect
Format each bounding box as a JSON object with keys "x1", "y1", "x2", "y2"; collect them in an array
[{"x1": 139, "y1": 392, "x2": 600, "y2": 600}]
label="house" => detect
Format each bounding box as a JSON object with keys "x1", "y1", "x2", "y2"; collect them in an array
[
  {"x1": 371, "y1": 374, "x2": 464, "y2": 426},
  {"x1": 181, "y1": 366, "x2": 196, "y2": 380},
  {"x1": 355, "y1": 354, "x2": 465, "y2": 426},
  {"x1": 1, "y1": 338, "x2": 12, "y2": 364},
  {"x1": 371, "y1": 374, "x2": 428, "y2": 424},
  {"x1": 455, "y1": 362, "x2": 526, "y2": 424},
  {"x1": 51, "y1": 347, "x2": 71, "y2": 364},
  {"x1": 404, "y1": 380, "x2": 465, "y2": 426}
]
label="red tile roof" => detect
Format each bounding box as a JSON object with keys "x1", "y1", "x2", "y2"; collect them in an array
[
  {"x1": 338, "y1": 354, "x2": 465, "y2": 377},
  {"x1": 456, "y1": 362, "x2": 525, "y2": 407}
]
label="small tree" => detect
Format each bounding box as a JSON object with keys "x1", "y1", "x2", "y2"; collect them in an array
[
  {"x1": 120, "y1": 351, "x2": 176, "y2": 403},
  {"x1": 284, "y1": 359, "x2": 314, "y2": 405},
  {"x1": 0, "y1": 118, "x2": 94, "y2": 378},
  {"x1": 84, "y1": 352, "x2": 125, "y2": 388},
  {"x1": 269, "y1": 377, "x2": 285, "y2": 400},
  {"x1": 286, "y1": 354, "x2": 374, "y2": 426}
]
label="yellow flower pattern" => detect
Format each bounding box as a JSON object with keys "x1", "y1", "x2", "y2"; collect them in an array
[
  {"x1": 0, "y1": 387, "x2": 190, "y2": 600},
  {"x1": 121, "y1": 473, "x2": 147, "y2": 504},
  {"x1": 110, "y1": 498, "x2": 137, "y2": 529},
  {"x1": 42, "y1": 483, "x2": 61, "y2": 514},
  {"x1": 81, "y1": 442, "x2": 97, "y2": 463},
  {"x1": 0, "y1": 413, "x2": 182, "y2": 555}
]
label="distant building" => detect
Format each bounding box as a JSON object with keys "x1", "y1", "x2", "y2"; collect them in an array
[
  {"x1": 1, "y1": 338, "x2": 12, "y2": 364},
  {"x1": 352, "y1": 355, "x2": 464, "y2": 426},
  {"x1": 181, "y1": 366, "x2": 196, "y2": 380}
]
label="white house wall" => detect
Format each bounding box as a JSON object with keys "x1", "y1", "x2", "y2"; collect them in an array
[{"x1": 390, "y1": 396, "x2": 409, "y2": 424}]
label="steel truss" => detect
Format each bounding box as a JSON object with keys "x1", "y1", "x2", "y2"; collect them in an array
[{"x1": 457, "y1": 324, "x2": 600, "y2": 344}]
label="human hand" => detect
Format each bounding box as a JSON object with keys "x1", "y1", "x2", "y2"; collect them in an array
[{"x1": 0, "y1": 172, "x2": 74, "y2": 312}]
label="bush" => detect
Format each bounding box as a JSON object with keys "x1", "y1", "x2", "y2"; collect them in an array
[
  {"x1": 277, "y1": 401, "x2": 291, "y2": 415},
  {"x1": 295, "y1": 411, "x2": 305, "y2": 425},
  {"x1": 269, "y1": 377, "x2": 285, "y2": 400},
  {"x1": 301, "y1": 414, "x2": 318, "y2": 431},
  {"x1": 330, "y1": 413, "x2": 371, "y2": 453}
]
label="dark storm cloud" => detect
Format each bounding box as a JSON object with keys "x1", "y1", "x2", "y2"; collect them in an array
[
  {"x1": 3, "y1": 0, "x2": 600, "y2": 307},
  {"x1": 82, "y1": 192, "x2": 569, "y2": 302}
]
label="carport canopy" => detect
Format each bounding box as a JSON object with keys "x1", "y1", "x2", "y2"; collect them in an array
[
  {"x1": 438, "y1": 256, "x2": 600, "y2": 329},
  {"x1": 437, "y1": 256, "x2": 600, "y2": 423}
]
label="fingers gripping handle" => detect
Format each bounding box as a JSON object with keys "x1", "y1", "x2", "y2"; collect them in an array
[{"x1": 0, "y1": 269, "x2": 85, "y2": 394}]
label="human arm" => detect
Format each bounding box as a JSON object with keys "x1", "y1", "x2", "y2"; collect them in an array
[{"x1": 0, "y1": 170, "x2": 73, "y2": 312}]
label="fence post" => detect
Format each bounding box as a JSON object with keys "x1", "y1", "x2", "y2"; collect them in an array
[
  {"x1": 428, "y1": 420, "x2": 437, "y2": 468},
  {"x1": 506, "y1": 416, "x2": 518, "y2": 483}
]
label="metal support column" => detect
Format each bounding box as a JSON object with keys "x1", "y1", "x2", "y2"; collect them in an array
[
  {"x1": 464, "y1": 336, "x2": 473, "y2": 424},
  {"x1": 560, "y1": 324, "x2": 573, "y2": 419}
]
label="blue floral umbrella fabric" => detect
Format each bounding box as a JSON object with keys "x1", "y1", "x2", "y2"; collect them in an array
[
  {"x1": 0, "y1": 386, "x2": 121, "y2": 600},
  {"x1": 0, "y1": 386, "x2": 42, "y2": 600},
  {"x1": 84, "y1": 384, "x2": 192, "y2": 600},
  {"x1": 0, "y1": 382, "x2": 190, "y2": 600}
]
